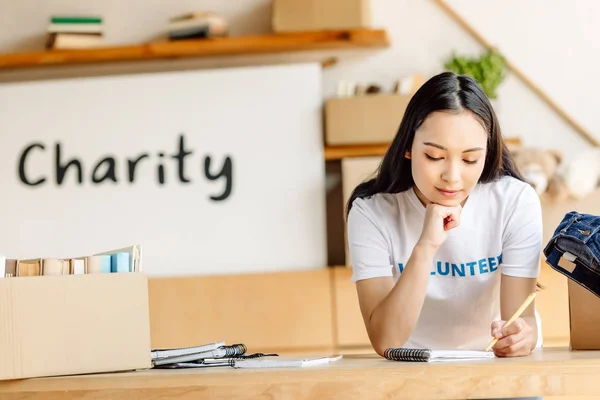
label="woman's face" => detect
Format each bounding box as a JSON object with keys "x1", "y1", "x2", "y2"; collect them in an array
[{"x1": 407, "y1": 110, "x2": 488, "y2": 207}]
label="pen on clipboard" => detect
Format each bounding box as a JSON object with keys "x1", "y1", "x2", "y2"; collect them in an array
[{"x1": 485, "y1": 292, "x2": 537, "y2": 352}]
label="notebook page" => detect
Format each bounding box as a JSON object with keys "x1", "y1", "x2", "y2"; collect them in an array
[
  {"x1": 234, "y1": 355, "x2": 342, "y2": 369},
  {"x1": 429, "y1": 350, "x2": 495, "y2": 361}
]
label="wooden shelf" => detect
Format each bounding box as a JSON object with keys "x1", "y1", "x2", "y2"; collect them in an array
[
  {"x1": 0, "y1": 29, "x2": 389, "y2": 71},
  {"x1": 324, "y1": 144, "x2": 389, "y2": 160}
]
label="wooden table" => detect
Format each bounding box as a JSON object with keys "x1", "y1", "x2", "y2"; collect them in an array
[{"x1": 1, "y1": 348, "x2": 600, "y2": 399}]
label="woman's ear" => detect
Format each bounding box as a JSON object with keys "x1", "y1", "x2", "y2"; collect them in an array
[{"x1": 405, "y1": 150, "x2": 411, "y2": 159}]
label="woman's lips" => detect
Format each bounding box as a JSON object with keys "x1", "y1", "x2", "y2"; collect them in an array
[{"x1": 436, "y1": 188, "x2": 461, "y2": 197}]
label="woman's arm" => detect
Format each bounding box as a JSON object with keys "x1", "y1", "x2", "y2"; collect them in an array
[
  {"x1": 356, "y1": 242, "x2": 437, "y2": 356},
  {"x1": 349, "y1": 201, "x2": 462, "y2": 356},
  {"x1": 491, "y1": 183, "x2": 543, "y2": 356},
  {"x1": 491, "y1": 275, "x2": 538, "y2": 356}
]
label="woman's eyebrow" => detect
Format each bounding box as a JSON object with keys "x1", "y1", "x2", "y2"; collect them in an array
[{"x1": 423, "y1": 141, "x2": 484, "y2": 153}]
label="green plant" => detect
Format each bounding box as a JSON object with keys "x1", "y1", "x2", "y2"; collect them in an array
[{"x1": 444, "y1": 50, "x2": 507, "y2": 99}]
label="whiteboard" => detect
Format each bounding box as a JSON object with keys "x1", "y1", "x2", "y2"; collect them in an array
[{"x1": 0, "y1": 63, "x2": 327, "y2": 276}]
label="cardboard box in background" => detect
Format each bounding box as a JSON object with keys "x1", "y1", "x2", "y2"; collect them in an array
[
  {"x1": 0, "y1": 273, "x2": 151, "y2": 380},
  {"x1": 535, "y1": 263, "x2": 570, "y2": 348},
  {"x1": 568, "y1": 279, "x2": 600, "y2": 350},
  {"x1": 272, "y1": 0, "x2": 371, "y2": 32},
  {"x1": 148, "y1": 270, "x2": 334, "y2": 352},
  {"x1": 325, "y1": 94, "x2": 411, "y2": 146},
  {"x1": 341, "y1": 156, "x2": 382, "y2": 265}
]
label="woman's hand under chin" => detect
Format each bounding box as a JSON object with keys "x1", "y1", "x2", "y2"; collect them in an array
[{"x1": 417, "y1": 203, "x2": 463, "y2": 250}]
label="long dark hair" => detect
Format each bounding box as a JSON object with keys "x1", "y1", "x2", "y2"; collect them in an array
[{"x1": 346, "y1": 71, "x2": 524, "y2": 216}]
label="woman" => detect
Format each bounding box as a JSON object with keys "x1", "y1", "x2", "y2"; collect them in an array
[{"x1": 346, "y1": 72, "x2": 543, "y2": 360}]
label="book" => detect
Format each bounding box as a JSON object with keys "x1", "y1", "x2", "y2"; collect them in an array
[
  {"x1": 100, "y1": 255, "x2": 111, "y2": 273},
  {"x1": 153, "y1": 347, "x2": 233, "y2": 366},
  {"x1": 168, "y1": 26, "x2": 210, "y2": 41},
  {"x1": 85, "y1": 255, "x2": 111, "y2": 273},
  {"x1": 17, "y1": 259, "x2": 41, "y2": 277},
  {"x1": 41, "y1": 258, "x2": 64, "y2": 276},
  {"x1": 155, "y1": 361, "x2": 231, "y2": 369},
  {"x1": 5, "y1": 260, "x2": 17, "y2": 277},
  {"x1": 151, "y1": 341, "x2": 225, "y2": 361},
  {"x1": 111, "y1": 252, "x2": 130, "y2": 273},
  {"x1": 85, "y1": 255, "x2": 101, "y2": 274},
  {"x1": 165, "y1": 12, "x2": 228, "y2": 40},
  {"x1": 169, "y1": 11, "x2": 214, "y2": 23},
  {"x1": 71, "y1": 258, "x2": 85, "y2": 274},
  {"x1": 46, "y1": 32, "x2": 104, "y2": 50},
  {"x1": 47, "y1": 23, "x2": 103, "y2": 34},
  {"x1": 384, "y1": 348, "x2": 495, "y2": 362},
  {"x1": 233, "y1": 355, "x2": 343, "y2": 369},
  {"x1": 94, "y1": 245, "x2": 142, "y2": 272},
  {"x1": 51, "y1": 16, "x2": 102, "y2": 24}
]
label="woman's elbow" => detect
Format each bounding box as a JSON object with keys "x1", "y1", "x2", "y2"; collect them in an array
[
  {"x1": 370, "y1": 336, "x2": 407, "y2": 357},
  {"x1": 373, "y1": 344, "x2": 387, "y2": 357}
]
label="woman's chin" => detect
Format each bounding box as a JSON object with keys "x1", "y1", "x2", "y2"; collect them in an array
[{"x1": 430, "y1": 193, "x2": 466, "y2": 207}]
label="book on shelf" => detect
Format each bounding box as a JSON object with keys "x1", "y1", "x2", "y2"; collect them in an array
[
  {"x1": 46, "y1": 15, "x2": 104, "y2": 50},
  {"x1": 165, "y1": 11, "x2": 228, "y2": 41}
]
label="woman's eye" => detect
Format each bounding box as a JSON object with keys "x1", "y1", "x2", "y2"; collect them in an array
[
  {"x1": 463, "y1": 159, "x2": 478, "y2": 165},
  {"x1": 425, "y1": 154, "x2": 442, "y2": 161}
]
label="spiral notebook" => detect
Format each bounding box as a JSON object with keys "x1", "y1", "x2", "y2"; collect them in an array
[{"x1": 384, "y1": 348, "x2": 495, "y2": 362}]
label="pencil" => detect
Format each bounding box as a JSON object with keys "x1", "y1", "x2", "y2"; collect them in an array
[{"x1": 485, "y1": 292, "x2": 537, "y2": 351}]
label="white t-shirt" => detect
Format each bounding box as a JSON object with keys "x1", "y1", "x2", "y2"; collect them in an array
[{"x1": 347, "y1": 176, "x2": 543, "y2": 350}]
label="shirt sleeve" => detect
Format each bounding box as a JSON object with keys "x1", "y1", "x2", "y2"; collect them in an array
[
  {"x1": 347, "y1": 198, "x2": 394, "y2": 283},
  {"x1": 500, "y1": 183, "x2": 543, "y2": 278}
]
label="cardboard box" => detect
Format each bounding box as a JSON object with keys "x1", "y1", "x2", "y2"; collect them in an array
[
  {"x1": 535, "y1": 263, "x2": 570, "y2": 348},
  {"x1": 537, "y1": 188, "x2": 600, "y2": 349},
  {"x1": 0, "y1": 273, "x2": 151, "y2": 380},
  {"x1": 148, "y1": 270, "x2": 334, "y2": 352},
  {"x1": 341, "y1": 156, "x2": 382, "y2": 264},
  {"x1": 325, "y1": 94, "x2": 411, "y2": 146},
  {"x1": 568, "y1": 279, "x2": 600, "y2": 350},
  {"x1": 272, "y1": 0, "x2": 371, "y2": 32}
]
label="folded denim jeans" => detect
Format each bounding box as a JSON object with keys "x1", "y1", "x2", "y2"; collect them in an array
[{"x1": 543, "y1": 211, "x2": 600, "y2": 298}]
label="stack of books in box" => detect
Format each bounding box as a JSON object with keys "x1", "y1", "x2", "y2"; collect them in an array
[
  {"x1": 46, "y1": 15, "x2": 104, "y2": 49},
  {"x1": 0, "y1": 245, "x2": 141, "y2": 277}
]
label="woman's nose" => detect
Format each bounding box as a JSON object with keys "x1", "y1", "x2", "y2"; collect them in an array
[{"x1": 441, "y1": 163, "x2": 460, "y2": 183}]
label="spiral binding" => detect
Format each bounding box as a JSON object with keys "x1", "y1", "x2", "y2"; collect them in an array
[
  {"x1": 384, "y1": 348, "x2": 431, "y2": 362},
  {"x1": 218, "y1": 343, "x2": 247, "y2": 357}
]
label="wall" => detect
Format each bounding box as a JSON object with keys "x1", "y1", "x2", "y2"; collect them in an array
[
  {"x1": 1, "y1": 0, "x2": 592, "y2": 166},
  {"x1": 447, "y1": 0, "x2": 600, "y2": 151}
]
